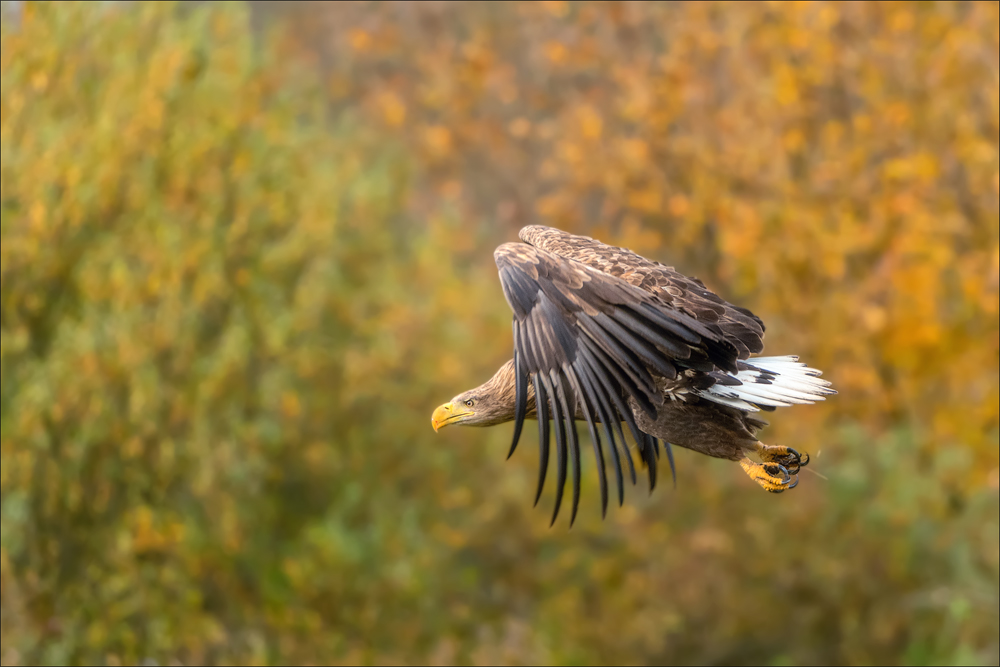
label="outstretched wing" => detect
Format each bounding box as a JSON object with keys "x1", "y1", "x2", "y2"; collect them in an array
[
  {"x1": 519, "y1": 226, "x2": 766, "y2": 359},
  {"x1": 495, "y1": 241, "x2": 740, "y2": 525}
]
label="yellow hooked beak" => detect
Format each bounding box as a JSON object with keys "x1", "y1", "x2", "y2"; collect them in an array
[{"x1": 431, "y1": 401, "x2": 474, "y2": 432}]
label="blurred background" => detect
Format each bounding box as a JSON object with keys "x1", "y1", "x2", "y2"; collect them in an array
[{"x1": 1, "y1": 1, "x2": 997, "y2": 665}]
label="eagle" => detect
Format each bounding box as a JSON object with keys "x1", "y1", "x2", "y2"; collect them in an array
[{"x1": 431, "y1": 226, "x2": 835, "y2": 525}]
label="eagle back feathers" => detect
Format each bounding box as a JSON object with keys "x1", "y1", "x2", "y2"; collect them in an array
[{"x1": 519, "y1": 225, "x2": 765, "y2": 359}]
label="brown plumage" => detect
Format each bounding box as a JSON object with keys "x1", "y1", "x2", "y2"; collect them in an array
[{"x1": 432, "y1": 226, "x2": 835, "y2": 525}]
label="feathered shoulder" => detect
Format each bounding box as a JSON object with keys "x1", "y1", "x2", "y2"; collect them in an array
[{"x1": 517, "y1": 225, "x2": 765, "y2": 359}]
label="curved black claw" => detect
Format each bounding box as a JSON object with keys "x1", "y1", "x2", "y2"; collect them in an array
[
  {"x1": 775, "y1": 447, "x2": 809, "y2": 475},
  {"x1": 763, "y1": 463, "x2": 791, "y2": 483},
  {"x1": 740, "y1": 457, "x2": 797, "y2": 494}
]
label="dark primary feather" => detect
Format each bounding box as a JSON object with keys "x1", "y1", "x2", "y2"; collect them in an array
[
  {"x1": 531, "y1": 372, "x2": 550, "y2": 507},
  {"x1": 507, "y1": 347, "x2": 527, "y2": 460},
  {"x1": 497, "y1": 238, "x2": 741, "y2": 524}
]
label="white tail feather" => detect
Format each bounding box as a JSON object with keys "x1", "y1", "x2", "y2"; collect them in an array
[{"x1": 697, "y1": 355, "x2": 835, "y2": 413}]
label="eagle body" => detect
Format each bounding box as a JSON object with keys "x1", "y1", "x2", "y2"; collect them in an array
[
  {"x1": 432, "y1": 226, "x2": 835, "y2": 525},
  {"x1": 631, "y1": 396, "x2": 767, "y2": 461}
]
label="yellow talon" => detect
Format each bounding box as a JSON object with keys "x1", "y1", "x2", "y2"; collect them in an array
[
  {"x1": 740, "y1": 457, "x2": 796, "y2": 493},
  {"x1": 754, "y1": 443, "x2": 810, "y2": 475}
]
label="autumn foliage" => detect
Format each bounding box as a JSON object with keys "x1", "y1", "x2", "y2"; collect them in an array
[{"x1": 1, "y1": 2, "x2": 997, "y2": 665}]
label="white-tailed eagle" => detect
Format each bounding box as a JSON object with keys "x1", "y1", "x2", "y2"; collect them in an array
[{"x1": 432, "y1": 226, "x2": 835, "y2": 525}]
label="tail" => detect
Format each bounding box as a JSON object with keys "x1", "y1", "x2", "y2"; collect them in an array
[{"x1": 696, "y1": 355, "x2": 836, "y2": 412}]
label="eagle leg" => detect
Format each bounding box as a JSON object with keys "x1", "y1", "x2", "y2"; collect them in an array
[
  {"x1": 753, "y1": 443, "x2": 810, "y2": 476},
  {"x1": 739, "y1": 457, "x2": 797, "y2": 493}
]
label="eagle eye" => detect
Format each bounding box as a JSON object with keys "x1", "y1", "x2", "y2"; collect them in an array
[{"x1": 464, "y1": 399, "x2": 475, "y2": 408}]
